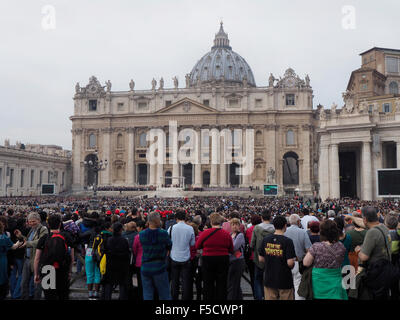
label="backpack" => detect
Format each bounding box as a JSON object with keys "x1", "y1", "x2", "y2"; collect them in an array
[
  {"x1": 40, "y1": 232, "x2": 69, "y2": 271},
  {"x1": 243, "y1": 232, "x2": 251, "y2": 261},
  {"x1": 92, "y1": 233, "x2": 107, "y2": 275},
  {"x1": 63, "y1": 221, "x2": 80, "y2": 248}
]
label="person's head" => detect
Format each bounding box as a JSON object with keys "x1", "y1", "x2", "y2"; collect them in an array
[
  {"x1": 124, "y1": 221, "x2": 137, "y2": 232},
  {"x1": 136, "y1": 220, "x2": 146, "y2": 232},
  {"x1": 302, "y1": 208, "x2": 310, "y2": 216},
  {"x1": 361, "y1": 206, "x2": 379, "y2": 226},
  {"x1": 328, "y1": 210, "x2": 336, "y2": 218},
  {"x1": 209, "y1": 213, "x2": 224, "y2": 227},
  {"x1": 230, "y1": 218, "x2": 241, "y2": 233},
  {"x1": 384, "y1": 213, "x2": 399, "y2": 230},
  {"x1": 27, "y1": 212, "x2": 41, "y2": 229},
  {"x1": 272, "y1": 215, "x2": 287, "y2": 232},
  {"x1": 192, "y1": 215, "x2": 202, "y2": 226},
  {"x1": 147, "y1": 212, "x2": 161, "y2": 228},
  {"x1": 47, "y1": 214, "x2": 62, "y2": 230},
  {"x1": 334, "y1": 217, "x2": 344, "y2": 234},
  {"x1": 251, "y1": 214, "x2": 262, "y2": 226},
  {"x1": 261, "y1": 209, "x2": 271, "y2": 222},
  {"x1": 319, "y1": 219, "x2": 339, "y2": 243},
  {"x1": 0, "y1": 220, "x2": 4, "y2": 234},
  {"x1": 309, "y1": 221, "x2": 320, "y2": 234},
  {"x1": 175, "y1": 209, "x2": 186, "y2": 221},
  {"x1": 188, "y1": 222, "x2": 199, "y2": 236},
  {"x1": 112, "y1": 222, "x2": 123, "y2": 236},
  {"x1": 288, "y1": 214, "x2": 301, "y2": 227}
]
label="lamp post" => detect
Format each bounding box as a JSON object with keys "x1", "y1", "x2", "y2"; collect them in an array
[{"x1": 83, "y1": 151, "x2": 108, "y2": 197}]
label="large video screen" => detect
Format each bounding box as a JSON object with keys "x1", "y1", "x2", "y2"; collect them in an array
[
  {"x1": 41, "y1": 184, "x2": 55, "y2": 195},
  {"x1": 377, "y1": 170, "x2": 400, "y2": 197},
  {"x1": 264, "y1": 184, "x2": 278, "y2": 196}
]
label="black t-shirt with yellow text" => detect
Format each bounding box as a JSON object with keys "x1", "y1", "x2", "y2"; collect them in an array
[{"x1": 259, "y1": 234, "x2": 296, "y2": 289}]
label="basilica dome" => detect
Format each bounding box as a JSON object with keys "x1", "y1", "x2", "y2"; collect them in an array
[{"x1": 188, "y1": 23, "x2": 256, "y2": 87}]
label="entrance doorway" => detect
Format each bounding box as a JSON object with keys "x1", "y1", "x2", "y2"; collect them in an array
[
  {"x1": 339, "y1": 152, "x2": 357, "y2": 198},
  {"x1": 183, "y1": 163, "x2": 193, "y2": 186},
  {"x1": 229, "y1": 163, "x2": 240, "y2": 186},
  {"x1": 138, "y1": 164, "x2": 148, "y2": 185}
]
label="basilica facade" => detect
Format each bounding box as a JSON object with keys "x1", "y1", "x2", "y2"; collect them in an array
[
  {"x1": 70, "y1": 23, "x2": 317, "y2": 196},
  {"x1": 69, "y1": 24, "x2": 400, "y2": 200}
]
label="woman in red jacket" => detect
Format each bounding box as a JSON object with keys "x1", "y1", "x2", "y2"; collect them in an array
[{"x1": 196, "y1": 213, "x2": 233, "y2": 300}]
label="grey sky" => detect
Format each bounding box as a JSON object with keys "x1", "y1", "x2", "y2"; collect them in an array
[{"x1": 1, "y1": 0, "x2": 399, "y2": 150}]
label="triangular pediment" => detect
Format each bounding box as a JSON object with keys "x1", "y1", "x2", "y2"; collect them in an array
[{"x1": 156, "y1": 98, "x2": 218, "y2": 114}]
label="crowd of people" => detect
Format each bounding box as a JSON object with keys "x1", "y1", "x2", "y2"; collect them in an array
[{"x1": 0, "y1": 195, "x2": 399, "y2": 300}]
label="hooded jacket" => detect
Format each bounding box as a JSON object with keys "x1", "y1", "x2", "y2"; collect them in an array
[{"x1": 250, "y1": 222, "x2": 275, "y2": 269}]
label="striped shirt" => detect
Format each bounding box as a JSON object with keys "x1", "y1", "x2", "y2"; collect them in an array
[{"x1": 139, "y1": 228, "x2": 172, "y2": 276}]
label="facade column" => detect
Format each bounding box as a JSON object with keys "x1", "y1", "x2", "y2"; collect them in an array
[
  {"x1": 101, "y1": 128, "x2": 112, "y2": 186},
  {"x1": 265, "y1": 124, "x2": 277, "y2": 186},
  {"x1": 127, "y1": 128, "x2": 135, "y2": 186},
  {"x1": 362, "y1": 141, "x2": 373, "y2": 200},
  {"x1": 172, "y1": 163, "x2": 179, "y2": 187},
  {"x1": 330, "y1": 143, "x2": 340, "y2": 199},
  {"x1": 219, "y1": 129, "x2": 227, "y2": 187},
  {"x1": 210, "y1": 127, "x2": 218, "y2": 187},
  {"x1": 318, "y1": 144, "x2": 330, "y2": 201},
  {"x1": 149, "y1": 164, "x2": 156, "y2": 186},
  {"x1": 301, "y1": 125, "x2": 312, "y2": 192},
  {"x1": 72, "y1": 129, "x2": 82, "y2": 191},
  {"x1": 156, "y1": 163, "x2": 163, "y2": 187},
  {"x1": 397, "y1": 142, "x2": 400, "y2": 169},
  {"x1": 194, "y1": 128, "x2": 202, "y2": 187}
]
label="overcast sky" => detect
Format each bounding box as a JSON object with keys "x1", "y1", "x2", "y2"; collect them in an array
[{"x1": 1, "y1": 0, "x2": 399, "y2": 150}]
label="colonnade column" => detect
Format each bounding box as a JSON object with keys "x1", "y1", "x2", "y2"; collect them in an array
[
  {"x1": 397, "y1": 141, "x2": 400, "y2": 169},
  {"x1": 330, "y1": 143, "x2": 340, "y2": 199},
  {"x1": 362, "y1": 141, "x2": 373, "y2": 200},
  {"x1": 318, "y1": 144, "x2": 330, "y2": 201}
]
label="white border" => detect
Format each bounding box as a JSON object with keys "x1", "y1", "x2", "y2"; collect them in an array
[{"x1": 376, "y1": 169, "x2": 400, "y2": 198}]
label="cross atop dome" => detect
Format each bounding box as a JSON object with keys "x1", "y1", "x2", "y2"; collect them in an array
[{"x1": 212, "y1": 21, "x2": 231, "y2": 50}]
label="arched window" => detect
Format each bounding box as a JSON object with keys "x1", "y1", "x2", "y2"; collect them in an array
[
  {"x1": 256, "y1": 131, "x2": 263, "y2": 146},
  {"x1": 286, "y1": 130, "x2": 295, "y2": 146},
  {"x1": 88, "y1": 134, "x2": 96, "y2": 149},
  {"x1": 139, "y1": 132, "x2": 147, "y2": 147},
  {"x1": 117, "y1": 133, "x2": 124, "y2": 149},
  {"x1": 389, "y1": 81, "x2": 399, "y2": 94},
  {"x1": 283, "y1": 152, "x2": 299, "y2": 185}
]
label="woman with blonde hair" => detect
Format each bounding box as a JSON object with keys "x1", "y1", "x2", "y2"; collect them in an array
[
  {"x1": 195, "y1": 213, "x2": 233, "y2": 300},
  {"x1": 227, "y1": 218, "x2": 245, "y2": 300}
]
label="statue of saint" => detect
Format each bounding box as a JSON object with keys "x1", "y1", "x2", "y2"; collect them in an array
[
  {"x1": 269, "y1": 73, "x2": 275, "y2": 87},
  {"x1": 185, "y1": 74, "x2": 190, "y2": 88},
  {"x1": 159, "y1": 77, "x2": 164, "y2": 90},
  {"x1": 320, "y1": 108, "x2": 326, "y2": 120},
  {"x1": 106, "y1": 80, "x2": 112, "y2": 92},
  {"x1": 151, "y1": 78, "x2": 157, "y2": 90},
  {"x1": 331, "y1": 102, "x2": 337, "y2": 114},
  {"x1": 75, "y1": 82, "x2": 80, "y2": 93},
  {"x1": 242, "y1": 76, "x2": 248, "y2": 87},
  {"x1": 129, "y1": 79, "x2": 135, "y2": 91},
  {"x1": 173, "y1": 76, "x2": 178, "y2": 89},
  {"x1": 305, "y1": 74, "x2": 310, "y2": 87}
]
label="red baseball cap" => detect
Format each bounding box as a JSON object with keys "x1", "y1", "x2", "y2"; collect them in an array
[{"x1": 106, "y1": 210, "x2": 112, "y2": 215}]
